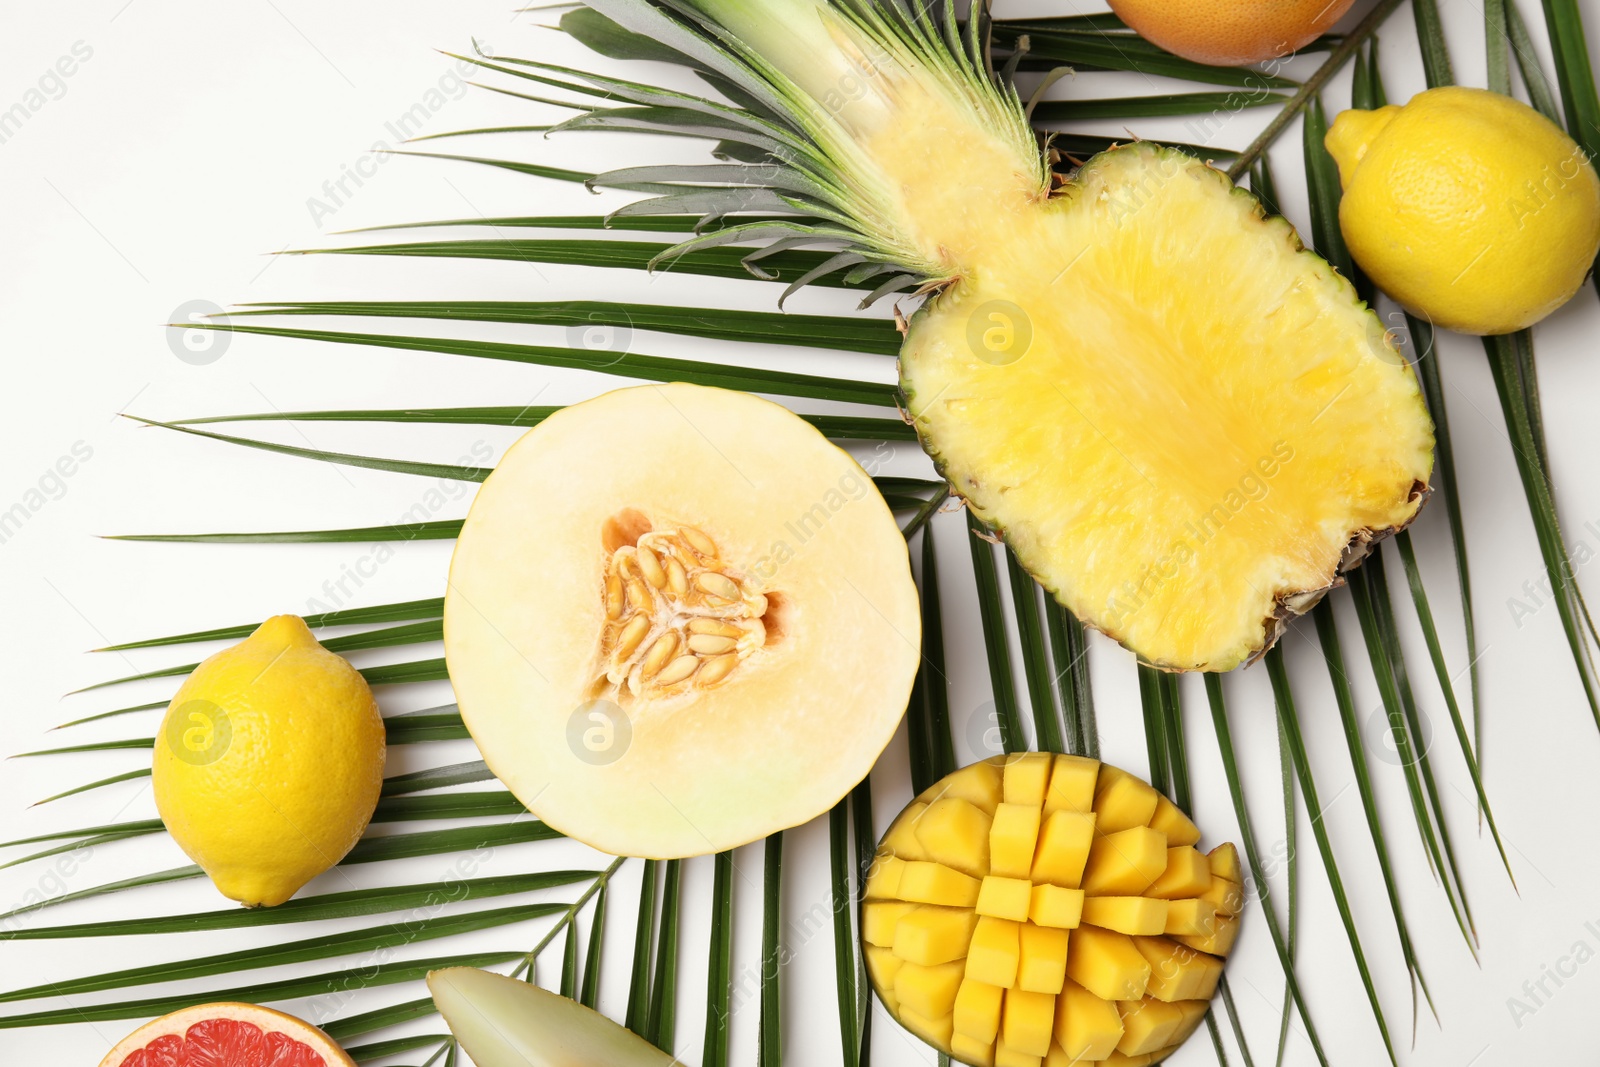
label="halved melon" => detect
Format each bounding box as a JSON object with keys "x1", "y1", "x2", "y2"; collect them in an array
[{"x1": 445, "y1": 383, "x2": 921, "y2": 858}]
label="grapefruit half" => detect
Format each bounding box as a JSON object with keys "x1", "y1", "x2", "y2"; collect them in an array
[{"x1": 98, "y1": 1002, "x2": 356, "y2": 1067}]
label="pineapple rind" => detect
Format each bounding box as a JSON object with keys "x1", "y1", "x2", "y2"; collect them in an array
[{"x1": 900, "y1": 143, "x2": 1434, "y2": 671}]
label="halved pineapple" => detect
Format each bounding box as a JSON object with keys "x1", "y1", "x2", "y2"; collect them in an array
[
  {"x1": 565, "y1": 0, "x2": 1434, "y2": 670},
  {"x1": 863, "y1": 754, "x2": 1242, "y2": 1067},
  {"x1": 901, "y1": 144, "x2": 1432, "y2": 670}
]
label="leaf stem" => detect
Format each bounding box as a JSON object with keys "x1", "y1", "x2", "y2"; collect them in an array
[
  {"x1": 519, "y1": 856, "x2": 626, "y2": 969},
  {"x1": 1226, "y1": 0, "x2": 1405, "y2": 180}
]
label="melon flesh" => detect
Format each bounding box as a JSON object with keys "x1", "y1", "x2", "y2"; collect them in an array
[
  {"x1": 429, "y1": 968, "x2": 681, "y2": 1067},
  {"x1": 445, "y1": 384, "x2": 920, "y2": 858}
]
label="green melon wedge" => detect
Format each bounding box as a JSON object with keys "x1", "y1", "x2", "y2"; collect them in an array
[{"x1": 428, "y1": 967, "x2": 684, "y2": 1066}]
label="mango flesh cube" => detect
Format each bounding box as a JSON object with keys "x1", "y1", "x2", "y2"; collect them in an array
[
  {"x1": 866, "y1": 944, "x2": 905, "y2": 996},
  {"x1": 1043, "y1": 754, "x2": 1100, "y2": 816},
  {"x1": 1145, "y1": 847, "x2": 1212, "y2": 900},
  {"x1": 1166, "y1": 999, "x2": 1210, "y2": 1047},
  {"x1": 1065, "y1": 925, "x2": 1151, "y2": 1002},
  {"x1": 1029, "y1": 883, "x2": 1085, "y2": 929},
  {"x1": 1100, "y1": 1049, "x2": 1160, "y2": 1067},
  {"x1": 865, "y1": 855, "x2": 908, "y2": 900},
  {"x1": 864, "y1": 901, "x2": 919, "y2": 947},
  {"x1": 978, "y1": 875, "x2": 1034, "y2": 921},
  {"x1": 994, "y1": 1046, "x2": 1043, "y2": 1067},
  {"x1": 954, "y1": 977, "x2": 1006, "y2": 1042},
  {"x1": 1208, "y1": 843, "x2": 1243, "y2": 883},
  {"x1": 1017, "y1": 923, "x2": 1070, "y2": 994},
  {"x1": 900, "y1": 1006, "x2": 955, "y2": 1048},
  {"x1": 1082, "y1": 828, "x2": 1168, "y2": 896},
  {"x1": 1002, "y1": 989, "x2": 1057, "y2": 1057},
  {"x1": 1199, "y1": 876, "x2": 1244, "y2": 916},
  {"x1": 1094, "y1": 767, "x2": 1161, "y2": 834},
  {"x1": 1031, "y1": 810, "x2": 1097, "y2": 888},
  {"x1": 1174, "y1": 912, "x2": 1239, "y2": 957},
  {"x1": 896, "y1": 959, "x2": 966, "y2": 1018},
  {"x1": 1054, "y1": 980, "x2": 1125, "y2": 1061},
  {"x1": 883, "y1": 803, "x2": 931, "y2": 860},
  {"x1": 1115, "y1": 997, "x2": 1186, "y2": 1055},
  {"x1": 901, "y1": 861, "x2": 983, "y2": 907},
  {"x1": 1163, "y1": 899, "x2": 1220, "y2": 938},
  {"x1": 917, "y1": 797, "x2": 993, "y2": 878},
  {"x1": 1081, "y1": 896, "x2": 1170, "y2": 937},
  {"x1": 952, "y1": 1032, "x2": 997, "y2": 1067},
  {"x1": 967, "y1": 915, "x2": 1022, "y2": 987},
  {"x1": 939, "y1": 758, "x2": 1005, "y2": 814},
  {"x1": 1004, "y1": 752, "x2": 1055, "y2": 806},
  {"x1": 1132, "y1": 936, "x2": 1223, "y2": 1002},
  {"x1": 990, "y1": 802, "x2": 1043, "y2": 878},
  {"x1": 1148, "y1": 796, "x2": 1201, "y2": 847},
  {"x1": 894, "y1": 905, "x2": 979, "y2": 965}
]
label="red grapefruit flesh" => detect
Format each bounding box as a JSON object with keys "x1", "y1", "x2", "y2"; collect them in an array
[{"x1": 99, "y1": 1003, "x2": 356, "y2": 1067}]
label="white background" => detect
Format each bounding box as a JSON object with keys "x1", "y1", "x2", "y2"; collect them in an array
[{"x1": 3, "y1": 1, "x2": 1600, "y2": 1064}]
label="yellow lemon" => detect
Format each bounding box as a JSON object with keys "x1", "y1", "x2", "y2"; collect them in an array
[
  {"x1": 1326, "y1": 86, "x2": 1600, "y2": 335},
  {"x1": 153, "y1": 615, "x2": 384, "y2": 907}
]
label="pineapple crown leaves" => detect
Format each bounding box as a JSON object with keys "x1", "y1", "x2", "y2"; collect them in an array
[{"x1": 487, "y1": 0, "x2": 1046, "y2": 303}]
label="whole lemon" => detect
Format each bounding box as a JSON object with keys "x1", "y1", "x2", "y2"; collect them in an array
[
  {"x1": 1108, "y1": 0, "x2": 1354, "y2": 67},
  {"x1": 1326, "y1": 86, "x2": 1600, "y2": 335},
  {"x1": 153, "y1": 615, "x2": 384, "y2": 907}
]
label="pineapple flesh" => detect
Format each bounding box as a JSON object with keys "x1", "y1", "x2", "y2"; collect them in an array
[
  {"x1": 900, "y1": 146, "x2": 1433, "y2": 670},
  {"x1": 590, "y1": 0, "x2": 1435, "y2": 670}
]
